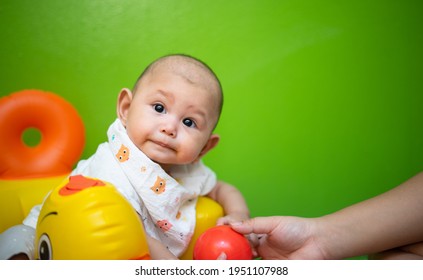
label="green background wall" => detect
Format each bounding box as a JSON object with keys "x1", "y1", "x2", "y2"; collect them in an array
[{"x1": 1, "y1": 1, "x2": 423, "y2": 221}]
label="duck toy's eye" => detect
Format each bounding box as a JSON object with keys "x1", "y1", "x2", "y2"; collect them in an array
[{"x1": 38, "y1": 233, "x2": 53, "y2": 260}]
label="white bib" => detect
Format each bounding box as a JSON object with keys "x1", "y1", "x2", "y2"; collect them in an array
[{"x1": 71, "y1": 119, "x2": 216, "y2": 256}]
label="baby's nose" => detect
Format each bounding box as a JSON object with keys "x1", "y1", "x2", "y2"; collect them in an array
[
  {"x1": 160, "y1": 119, "x2": 177, "y2": 137},
  {"x1": 161, "y1": 127, "x2": 175, "y2": 137}
]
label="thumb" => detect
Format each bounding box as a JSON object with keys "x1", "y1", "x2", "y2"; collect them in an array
[{"x1": 231, "y1": 216, "x2": 280, "y2": 235}]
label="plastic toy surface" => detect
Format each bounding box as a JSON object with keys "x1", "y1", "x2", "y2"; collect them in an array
[
  {"x1": 34, "y1": 175, "x2": 224, "y2": 260},
  {"x1": 35, "y1": 175, "x2": 150, "y2": 260},
  {"x1": 0, "y1": 89, "x2": 85, "y2": 179},
  {"x1": 193, "y1": 225, "x2": 253, "y2": 260},
  {"x1": 0, "y1": 90, "x2": 85, "y2": 233},
  {"x1": 180, "y1": 195, "x2": 224, "y2": 259}
]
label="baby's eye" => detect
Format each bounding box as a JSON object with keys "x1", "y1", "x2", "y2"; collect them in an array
[
  {"x1": 154, "y1": 104, "x2": 165, "y2": 113},
  {"x1": 183, "y1": 118, "x2": 196, "y2": 128}
]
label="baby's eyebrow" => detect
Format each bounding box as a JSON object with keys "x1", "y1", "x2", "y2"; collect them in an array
[
  {"x1": 190, "y1": 106, "x2": 207, "y2": 119},
  {"x1": 156, "y1": 90, "x2": 174, "y2": 103},
  {"x1": 183, "y1": 103, "x2": 207, "y2": 120}
]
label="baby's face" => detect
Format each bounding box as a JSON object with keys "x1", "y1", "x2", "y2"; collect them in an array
[{"x1": 124, "y1": 69, "x2": 219, "y2": 167}]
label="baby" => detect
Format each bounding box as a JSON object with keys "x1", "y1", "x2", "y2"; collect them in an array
[{"x1": 1, "y1": 54, "x2": 251, "y2": 259}]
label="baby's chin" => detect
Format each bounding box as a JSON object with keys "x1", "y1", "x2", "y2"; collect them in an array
[{"x1": 142, "y1": 148, "x2": 198, "y2": 170}]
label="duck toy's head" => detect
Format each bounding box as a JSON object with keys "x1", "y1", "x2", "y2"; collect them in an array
[{"x1": 35, "y1": 175, "x2": 150, "y2": 260}]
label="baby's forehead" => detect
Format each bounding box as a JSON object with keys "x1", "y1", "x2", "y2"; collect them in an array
[
  {"x1": 144, "y1": 60, "x2": 220, "y2": 102},
  {"x1": 152, "y1": 58, "x2": 214, "y2": 87}
]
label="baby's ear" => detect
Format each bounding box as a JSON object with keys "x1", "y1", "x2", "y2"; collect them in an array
[
  {"x1": 198, "y1": 134, "x2": 220, "y2": 159},
  {"x1": 117, "y1": 88, "x2": 133, "y2": 126}
]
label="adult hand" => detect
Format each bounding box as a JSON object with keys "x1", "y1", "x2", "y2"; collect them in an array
[{"x1": 231, "y1": 216, "x2": 328, "y2": 260}]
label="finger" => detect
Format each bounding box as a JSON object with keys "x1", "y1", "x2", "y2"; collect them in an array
[
  {"x1": 246, "y1": 234, "x2": 260, "y2": 258},
  {"x1": 231, "y1": 216, "x2": 280, "y2": 235},
  {"x1": 216, "y1": 217, "x2": 229, "y2": 225},
  {"x1": 246, "y1": 233, "x2": 259, "y2": 247}
]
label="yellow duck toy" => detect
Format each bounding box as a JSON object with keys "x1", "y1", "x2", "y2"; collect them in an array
[
  {"x1": 35, "y1": 175, "x2": 150, "y2": 260},
  {"x1": 34, "y1": 174, "x2": 223, "y2": 260}
]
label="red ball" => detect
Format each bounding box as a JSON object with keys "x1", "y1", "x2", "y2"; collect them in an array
[{"x1": 193, "y1": 225, "x2": 252, "y2": 260}]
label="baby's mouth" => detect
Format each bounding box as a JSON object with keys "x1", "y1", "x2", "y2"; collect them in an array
[{"x1": 151, "y1": 140, "x2": 175, "y2": 151}]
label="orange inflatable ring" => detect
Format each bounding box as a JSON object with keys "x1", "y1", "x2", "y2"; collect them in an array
[{"x1": 0, "y1": 90, "x2": 85, "y2": 179}]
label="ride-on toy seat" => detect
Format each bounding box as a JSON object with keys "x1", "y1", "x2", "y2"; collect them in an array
[{"x1": 0, "y1": 89, "x2": 223, "y2": 259}]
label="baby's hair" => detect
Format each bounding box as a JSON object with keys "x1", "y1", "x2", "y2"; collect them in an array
[{"x1": 133, "y1": 54, "x2": 223, "y2": 126}]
